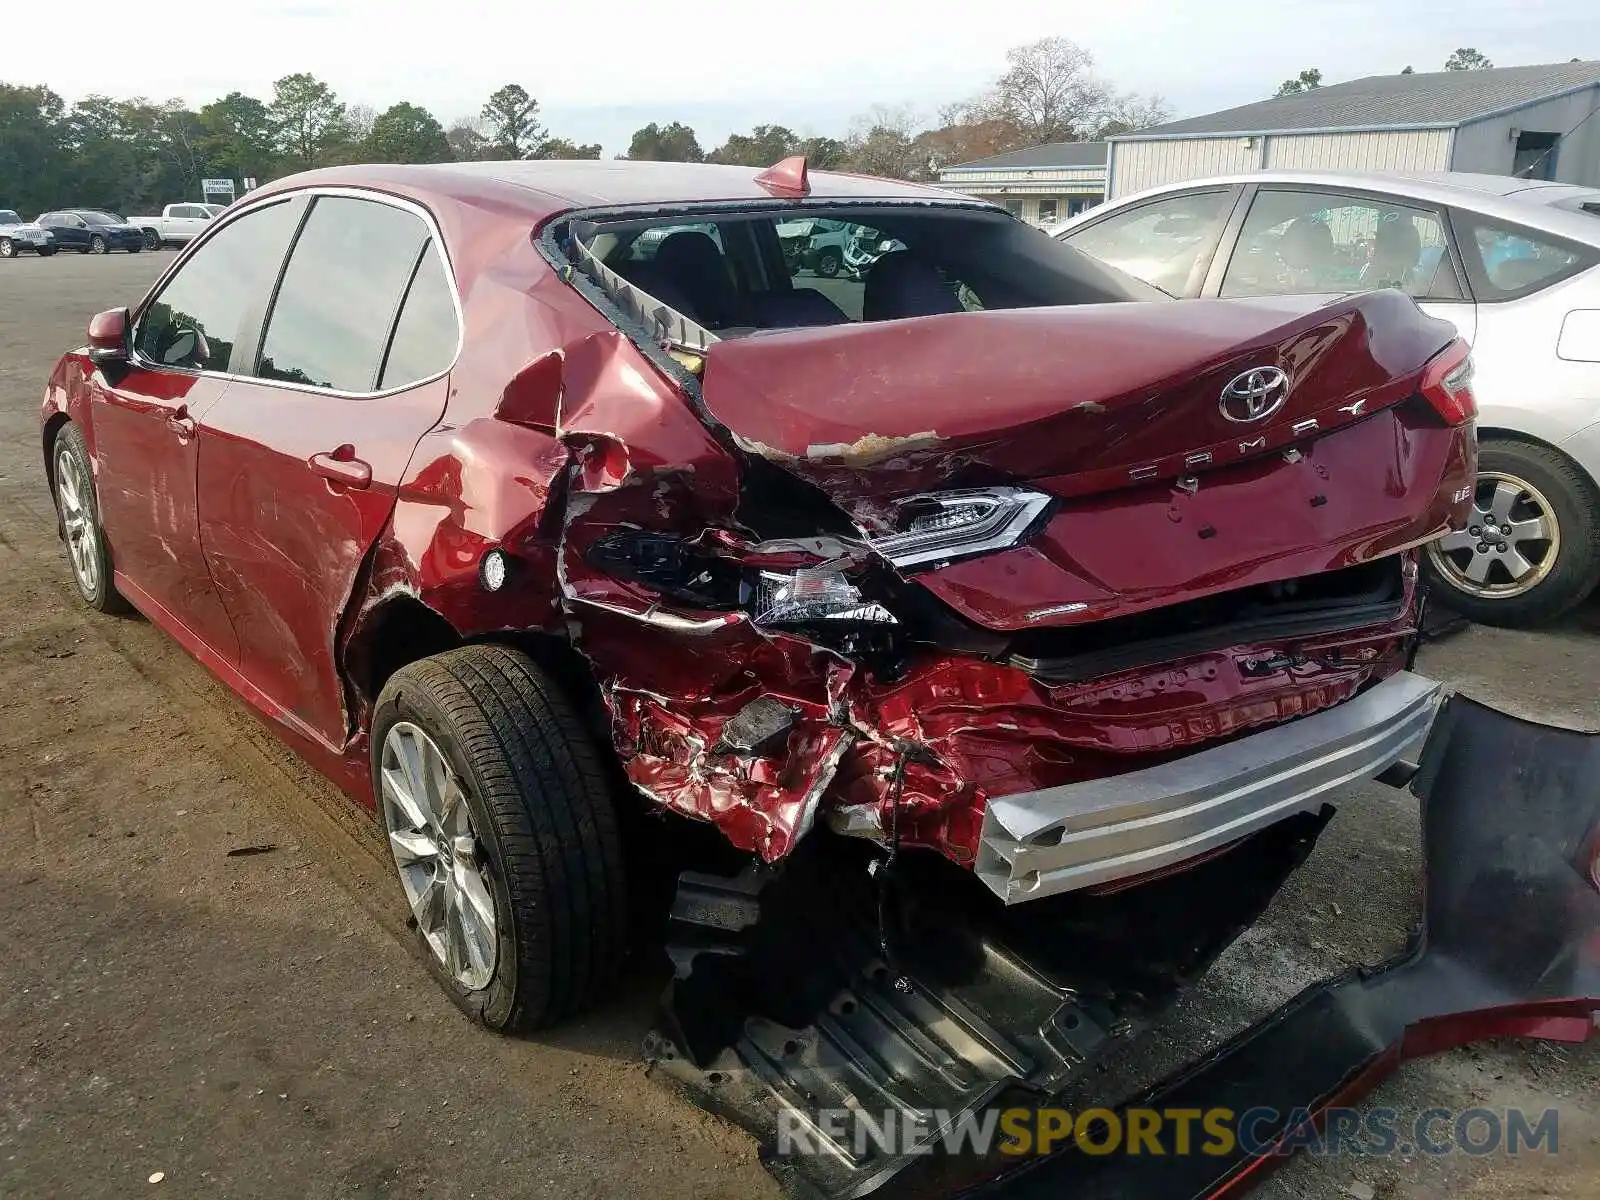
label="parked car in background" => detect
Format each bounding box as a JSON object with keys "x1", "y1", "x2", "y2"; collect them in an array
[
  {"x1": 127, "y1": 202, "x2": 221, "y2": 250},
  {"x1": 42, "y1": 159, "x2": 1473, "y2": 1035},
  {"x1": 36, "y1": 210, "x2": 144, "y2": 254},
  {"x1": 1056, "y1": 170, "x2": 1600, "y2": 627},
  {"x1": 0, "y1": 209, "x2": 56, "y2": 257}
]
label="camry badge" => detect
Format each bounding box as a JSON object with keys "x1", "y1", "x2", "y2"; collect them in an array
[{"x1": 1220, "y1": 367, "x2": 1290, "y2": 423}]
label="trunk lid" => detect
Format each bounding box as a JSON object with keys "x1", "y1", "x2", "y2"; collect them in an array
[
  {"x1": 701, "y1": 289, "x2": 1455, "y2": 511},
  {"x1": 700, "y1": 291, "x2": 1474, "y2": 630}
]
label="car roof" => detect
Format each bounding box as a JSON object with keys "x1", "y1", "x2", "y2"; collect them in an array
[
  {"x1": 250, "y1": 159, "x2": 983, "y2": 224},
  {"x1": 1077, "y1": 169, "x2": 1600, "y2": 245}
]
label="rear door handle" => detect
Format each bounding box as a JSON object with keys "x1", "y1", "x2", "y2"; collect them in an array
[{"x1": 309, "y1": 446, "x2": 372, "y2": 489}]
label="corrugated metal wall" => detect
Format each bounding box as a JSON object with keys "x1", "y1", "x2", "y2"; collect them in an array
[
  {"x1": 1265, "y1": 129, "x2": 1452, "y2": 172},
  {"x1": 1111, "y1": 138, "x2": 1260, "y2": 197},
  {"x1": 1451, "y1": 88, "x2": 1600, "y2": 185}
]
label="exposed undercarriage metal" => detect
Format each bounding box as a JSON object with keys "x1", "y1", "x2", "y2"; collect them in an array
[{"x1": 646, "y1": 694, "x2": 1600, "y2": 1200}]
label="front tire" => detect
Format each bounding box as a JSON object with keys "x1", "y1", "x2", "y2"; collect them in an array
[
  {"x1": 141, "y1": 228, "x2": 160, "y2": 250},
  {"x1": 89, "y1": 235, "x2": 107, "y2": 255},
  {"x1": 1423, "y1": 440, "x2": 1600, "y2": 627},
  {"x1": 38, "y1": 246, "x2": 57, "y2": 257},
  {"x1": 815, "y1": 249, "x2": 842, "y2": 278},
  {"x1": 0, "y1": 238, "x2": 14, "y2": 258},
  {"x1": 372, "y1": 644, "x2": 627, "y2": 1031},
  {"x1": 51, "y1": 423, "x2": 130, "y2": 614}
]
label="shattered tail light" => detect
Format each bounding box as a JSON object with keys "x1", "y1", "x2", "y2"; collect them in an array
[
  {"x1": 868, "y1": 487, "x2": 1053, "y2": 569},
  {"x1": 1419, "y1": 339, "x2": 1477, "y2": 426},
  {"x1": 750, "y1": 565, "x2": 896, "y2": 627}
]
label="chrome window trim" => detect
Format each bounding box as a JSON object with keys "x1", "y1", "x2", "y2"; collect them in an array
[{"x1": 129, "y1": 184, "x2": 466, "y2": 400}]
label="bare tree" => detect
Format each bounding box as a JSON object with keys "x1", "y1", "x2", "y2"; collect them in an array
[
  {"x1": 1094, "y1": 92, "x2": 1172, "y2": 138},
  {"x1": 843, "y1": 105, "x2": 929, "y2": 180},
  {"x1": 961, "y1": 38, "x2": 1111, "y2": 145}
]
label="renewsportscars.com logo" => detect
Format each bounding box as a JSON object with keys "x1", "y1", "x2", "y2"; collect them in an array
[{"x1": 775, "y1": 1105, "x2": 1562, "y2": 1161}]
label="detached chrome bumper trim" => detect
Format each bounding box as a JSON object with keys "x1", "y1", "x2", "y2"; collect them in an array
[{"x1": 976, "y1": 671, "x2": 1443, "y2": 904}]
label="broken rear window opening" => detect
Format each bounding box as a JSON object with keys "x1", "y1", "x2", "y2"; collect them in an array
[{"x1": 545, "y1": 200, "x2": 1166, "y2": 363}]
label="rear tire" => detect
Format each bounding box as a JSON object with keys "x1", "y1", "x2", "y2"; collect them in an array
[
  {"x1": 816, "y1": 249, "x2": 841, "y2": 278},
  {"x1": 0, "y1": 238, "x2": 14, "y2": 258},
  {"x1": 89, "y1": 235, "x2": 107, "y2": 255},
  {"x1": 1423, "y1": 439, "x2": 1600, "y2": 627},
  {"x1": 372, "y1": 644, "x2": 628, "y2": 1031}
]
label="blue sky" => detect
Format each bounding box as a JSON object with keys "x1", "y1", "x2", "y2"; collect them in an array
[{"x1": 1, "y1": 0, "x2": 1594, "y2": 155}]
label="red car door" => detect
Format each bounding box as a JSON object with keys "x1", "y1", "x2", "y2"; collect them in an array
[
  {"x1": 196, "y1": 194, "x2": 457, "y2": 750},
  {"x1": 88, "y1": 197, "x2": 306, "y2": 660}
]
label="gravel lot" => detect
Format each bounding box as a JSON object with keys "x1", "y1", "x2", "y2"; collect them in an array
[{"x1": 1, "y1": 251, "x2": 1595, "y2": 1199}]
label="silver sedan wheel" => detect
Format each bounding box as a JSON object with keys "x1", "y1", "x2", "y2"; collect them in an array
[
  {"x1": 380, "y1": 721, "x2": 498, "y2": 991},
  {"x1": 1426, "y1": 471, "x2": 1561, "y2": 599},
  {"x1": 55, "y1": 447, "x2": 100, "y2": 597}
]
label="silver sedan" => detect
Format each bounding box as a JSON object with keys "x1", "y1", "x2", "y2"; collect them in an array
[{"x1": 1054, "y1": 169, "x2": 1600, "y2": 627}]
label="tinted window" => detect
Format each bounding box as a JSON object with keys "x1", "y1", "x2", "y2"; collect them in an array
[
  {"x1": 79, "y1": 212, "x2": 115, "y2": 225},
  {"x1": 378, "y1": 244, "x2": 459, "y2": 389},
  {"x1": 256, "y1": 196, "x2": 429, "y2": 391},
  {"x1": 1064, "y1": 190, "x2": 1233, "y2": 295},
  {"x1": 133, "y1": 199, "x2": 301, "y2": 371},
  {"x1": 1221, "y1": 189, "x2": 1459, "y2": 301},
  {"x1": 1453, "y1": 212, "x2": 1597, "y2": 300},
  {"x1": 0, "y1": 210, "x2": 19, "y2": 224}
]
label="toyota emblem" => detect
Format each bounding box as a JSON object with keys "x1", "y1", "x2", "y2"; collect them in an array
[{"x1": 1219, "y1": 367, "x2": 1290, "y2": 423}]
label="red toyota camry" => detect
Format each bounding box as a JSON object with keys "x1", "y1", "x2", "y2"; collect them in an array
[{"x1": 41, "y1": 158, "x2": 1476, "y2": 1031}]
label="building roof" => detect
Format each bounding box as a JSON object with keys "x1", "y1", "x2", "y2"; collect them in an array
[
  {"x1": 942, "y1": 141, "x2": 1107, "y2": 172},
  {"x1": 1118, "y1": 61, "x2": 1600, "y2": 140}
]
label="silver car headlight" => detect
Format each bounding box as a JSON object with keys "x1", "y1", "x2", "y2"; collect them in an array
[
  {"x1": 749, "y1": 565, "x2": 896, "y2": 627},
  {"x1": 867, "y1": 487, "x2": 1053, "y2": 569}
]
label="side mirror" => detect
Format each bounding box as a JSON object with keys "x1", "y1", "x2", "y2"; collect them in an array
[{"x1": 87, "y1": 308, "x2": 130, "y2": 364}]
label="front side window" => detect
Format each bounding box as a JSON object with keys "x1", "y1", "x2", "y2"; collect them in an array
[
  {"x1": 134, "y1": 199, "x2": 301, "y2": 371},
  {"x1": 79, "y1": 212, "x2": 115, "y2": 226},
  {"x1": 1063, "y1": 190, "x2": 1233, "y2": 296},
  {"x1": 1454, "y1": 213, "x2": 1597, "y2": 300},
  {"x1": 1221, "y1": 189, "x2": 1458, "y2": 300},
  {"x1": 255, "y1": 196, "x2": 431, "y2": 391},
  {"x1": 0, "y1": 210, "x2": 20, "y2": 224}
]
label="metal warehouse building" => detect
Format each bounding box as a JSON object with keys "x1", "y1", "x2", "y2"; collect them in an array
[
  {"x1": 1107, "y1": 61, "x2": 1600, "y2": 199},
  {"x1": 936, "y1": 141, "x2": 1107, "y2": 226}
]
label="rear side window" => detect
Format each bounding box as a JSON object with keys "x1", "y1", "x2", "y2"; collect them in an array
[
  {"x1": 256, "y1": 195, "x2": 430, "y2": 391},
  {"x1": 378, "y1": 242, "x2": 458, "y2": 390},
  {"x1": 1063, "y1": 190, "x2": 1234, "y2": 295},
  {"x1": 1452, "y1": 211, "x2": 1598, "y2": 300},
  {"x1": 134, "y1": 199, "x2": 301, "y2": 371}
]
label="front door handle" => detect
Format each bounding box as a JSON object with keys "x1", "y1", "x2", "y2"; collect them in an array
[
  {"x1": 309, "y1": 445, "x2": 372, "y2": 489},
  {"x1": 166, "y1": 405, "x2": 196, "y2": 437}
]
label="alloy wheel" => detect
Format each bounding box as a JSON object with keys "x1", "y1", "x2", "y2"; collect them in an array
[
  {"x1": 0, "y1": 239, "x2": 14, "y2": 258},
  {"x1": 1426, "y1": 471, "x2": 1561, "y2": 599},
  {"x1": 379, "y1": 721, "x2": 499, "y2": 990},
  {"x1": 54, "y1": 447, "x2": 100, "y2": 597},
  {"x1": 90, "y1": 236, "x2": 107, "y2": 254},
  {"x1": 142, "y1": 229, "x2": 160, "y2": 251}
]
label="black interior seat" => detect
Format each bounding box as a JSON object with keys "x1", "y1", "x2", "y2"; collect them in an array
[
  {"x1": 649, "y1": 231, "x2": 741, "y2": 328},
  {"x1": 862, "y1": 251, "x2": 964, "y2": 321}
]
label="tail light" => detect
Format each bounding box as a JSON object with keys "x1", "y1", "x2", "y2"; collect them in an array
[{"x1": 1419, "y1": 339, "x2": 1477, "y2": 426}]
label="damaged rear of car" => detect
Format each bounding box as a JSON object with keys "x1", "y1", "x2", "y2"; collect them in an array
[{"x1": 539, "y1": 180, "x2": 1477, "y2": 899}]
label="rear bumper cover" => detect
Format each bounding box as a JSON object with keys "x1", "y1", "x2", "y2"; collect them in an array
[{"x1": 976, "y1": 671, "x2": 1441, "y2": 903}]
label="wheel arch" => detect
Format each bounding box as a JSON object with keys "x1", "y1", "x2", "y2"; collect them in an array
[
  {"x1": 1476, "y1": 425, "x2": 1600, "y2": 496},
  {"x1": 344, "y1": 593, "x2": 612, "y2": 753}
]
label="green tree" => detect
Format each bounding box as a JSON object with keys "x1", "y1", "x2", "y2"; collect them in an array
[
  {"x1": 268, "y1": 73, "x2": 350, "y2": 168},
  {"x1": 708, "y1": 124, "x2": 800, "y2": 166},
  {"x1": 0, "y1": 84, "x2": 69, "y2": 214},
  {"x1": 1275, "y1": 68, "x2": 1323, "y2": 96},
  {"x1": 365, "y1": 101, "x2": 451, "y2": 163},
  {"x1": 534, "y1": 137, "x2": 601, "y2": 159},
  {"x1": 1444, "y1": 48, "x2": 1493, "y2": 70},
  {"x1": 481, "y1": 84, "x2": 544, "y2": 158},
  {"x1": 197, "y1": 92, "x2": 276, "y2": 183},
  {"x1": 1401, "y1": 65, "x2": 1415, "y2": 74},
  {"x1": 626, "y1": 121, "x2": 704, "y2": 161},
  {"x1": 445, "y1": 118, "x2": 491, "y2": 161},
  {"x1": 798, "y1": 135, "x2": 848, "y2": 169}
]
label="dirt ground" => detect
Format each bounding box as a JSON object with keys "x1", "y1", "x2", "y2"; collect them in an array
[{"x1": 0, "y1": 252, "x2": 1594, "y2": 1199}]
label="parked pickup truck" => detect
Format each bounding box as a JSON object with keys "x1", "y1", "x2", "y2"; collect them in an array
[{"x1": 126, "y1": 203, "x2": 218, "y2": 250}]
